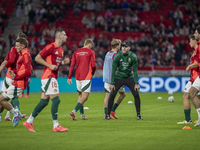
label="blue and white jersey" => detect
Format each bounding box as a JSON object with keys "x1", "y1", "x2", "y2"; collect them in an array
[{"x1": 103, "y1": 51, "x2": 116, "y2": 83}]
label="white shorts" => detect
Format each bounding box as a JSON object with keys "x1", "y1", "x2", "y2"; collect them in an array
[
  {"x1": 104, "y1": 82, "x2": 125, "y2": 93},
  {"x1": 192, "y1": 76, "x2": 200, "y2": 95},
  {"x1": 2, "y1": 84, "x2": 23, "y2": 99},
  {"x1": 76, "y1": 80, "x2": 91, "y2": 93},
  {"x1": 185, "y1": 81, "x2": 200, "y2": 95},
  {"x1": 41, "y1": 78, "x2": 59, "y2": 95},
  {"x1": 1, "y1": 77, "x2": 13, "y2": 92}
]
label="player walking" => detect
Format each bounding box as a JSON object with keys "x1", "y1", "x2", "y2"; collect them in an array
[{"x1": 68, "y1": 39, "x2": 96, "y2": 121}]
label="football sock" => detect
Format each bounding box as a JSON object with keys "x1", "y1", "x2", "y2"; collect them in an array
[
  {"x1": 104, "y1": 107, "x2": 107, "y2": 115},
  {"x1": 111, "y1": 103, "x2": 119, "y2": 112},
  {"x1": 27, "y1": 113, "x2": 34, "y2": 124},
  {"x1": 53, "y1": 120, "x2": 59, "y2": 128},
  {"x1": 12, "y1": 98, "x2": 20, "y2": 109},
  {"x1": 74, "y1": 102, "x2": 82, "y2": 112},
  {"x1": 196, "y1": 108, "x2": 200, "y2": 118},
  {"x1": 134, "y1": 94, "x2": 141, "y2": 116},
  {"x1": 5, "y1": 111, "x2": 10, "y2": 118},
  {"x1": 80, "y1": 105, "x2": 84, "y2": 115},
  {"x1": 27, "y1": 86, "x2": 29, "y2": 95},
  {"x1": 10, "y1": 108, "x2": 18, "y2": 117},
  {"x1": 51, "y1": 96, "x2": 60, "y2": 120},
  {"x1": 32, "y1": 99, "x2": 49, "y2": 118},
  {"x1": 184, "y1": 109, "x2": 191, "y2": 121}
]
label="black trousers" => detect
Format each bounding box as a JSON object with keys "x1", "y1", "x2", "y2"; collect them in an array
[{"x1": 107, "y1": 77, "x2": 141, "y2": 116}]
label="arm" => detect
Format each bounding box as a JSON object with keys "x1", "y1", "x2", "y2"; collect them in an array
[
  {"x1": 132, "y1": 54, "x2": 140, "y2": 91},
  {"x1": 0, "y1": 60, "x2": 7, "y2": 73},
  {"x1": 35, "y1": 54, "x2": 58, "y2": 70},
  {"x1": 110, "y1": 54, "x2": 119, "y2": 85},
  {"x1": 5, "y1": 49, "x2": 17, "y2": 68},
  {"x1": 14, "y1": 54, "x2": 32, "y2": 80},
  {"x1": 186, "y1": 61, "x2": 198, "y2": 72},
  {"x1": 68, "y1": 53, "x2": 76, "y2": 80},
  {"x1": 132, "y1": 55, "x2": 139, "y2": 84},
  {"x1": 91, "y1": 51, "x2": 96, "y2": 75}
]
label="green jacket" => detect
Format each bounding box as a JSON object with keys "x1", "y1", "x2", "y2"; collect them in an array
[{"x1": 111, "y1": 51, "x2": 138, "y2": 85}]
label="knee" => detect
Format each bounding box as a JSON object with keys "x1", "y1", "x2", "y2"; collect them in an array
[
  {"x1": 183, "y1": 93, "x2": 189, "y2": 100},
  {"x1": 41, "y1": 99, "x2": 49, "y2": 106},
  {"x1": 188, "y1": 92, "x2": 195, "y2": 100}
]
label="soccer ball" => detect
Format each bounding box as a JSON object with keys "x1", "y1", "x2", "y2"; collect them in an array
[
  {"x1": 168, "y1": 91, "x2": 173, "y2": 95},
  {"x1": 168, "y1": 96, "x2": 174, "y2": 103}
]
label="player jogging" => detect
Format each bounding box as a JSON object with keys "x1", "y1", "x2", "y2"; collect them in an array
[
  {"x1": 103, "y1": 39, "x2": 126, "y2": 119},
  {"x1": 23, "y1": 28, "x2": 69, "y2": 132},
  {"x1": 68, "y1": 39, "x2": 96, "y2": 121},
  {"x1": 0, "y1": 32, "x2": 27, "y2": 122},
  {"x1": 177, "y1": 35, "x2": 200, "y2": 124},
  {"x1": 105, "y1": 41, "x2": 142, "y2": 120},
  {"x1": 0, "y1": 37, "x2": 32, "y2": 127}
]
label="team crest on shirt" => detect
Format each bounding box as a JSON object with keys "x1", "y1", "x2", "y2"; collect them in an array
[
  {"x1": 54, "y1": 89, "x2": 57, "y2": 92},
  {"x1": 128, "y1": 58, "x2": 131, "y2": 62}
]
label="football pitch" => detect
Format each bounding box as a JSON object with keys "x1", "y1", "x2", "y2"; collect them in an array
[{"x1": 0, "y1": 92, "x2": 199, "y2": 150}]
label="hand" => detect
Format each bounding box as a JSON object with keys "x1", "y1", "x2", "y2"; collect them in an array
[
  {"x1": 67, "y1": 79, "x2": 72, "y2": 85},
  {"x1": 9, "y1": 70, "x2": 15, "y2": 80},
  {"x1": 109, "y1": 85, "x2": 115, "y2": 92},
  {"x1": 49, "y1": 65, "x2": 58, "y2": 71},
  {"x1": 134, "y1": 84, "x2": 140, "y2": 92},
  {"x1": 186, "y1": 65, "x2": 191, "y2": 72},
  {"x1": 63, "y1": 57, "x2": 70, "y2": 65}
]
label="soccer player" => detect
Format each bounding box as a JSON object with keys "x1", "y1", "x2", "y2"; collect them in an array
[
  {"x1": 0, "y1": 32, "x2": 27, "y2": 122},
  {"x1": 68, "y1": 39, "x2": 96, "y2": 121},
  {"x1": 188, "y1": 25, "x2": 200, "y2": 127},
  {"x1": 23, "y1": 28, "x2": 69, "y2": 132},
  {"x1": 19, "y1": 75, "x2": 31, "y2": 98},
  {"x1": 105, "y1": 41, "x2": 142, "y2": 120},
  {"x1": 177, "y1": 35, "x2": 199, "y2": 124},
  {"x1": 0, "y1": 37, "x2": 32, "y2": 127},
  {"x1": 103, "y1": 39, "x2": 126, "y2": 119}
]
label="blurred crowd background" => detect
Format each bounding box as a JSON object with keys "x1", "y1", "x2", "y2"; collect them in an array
[{"x1": 0, "y1": 0, "x2": 199, "y2": 77}]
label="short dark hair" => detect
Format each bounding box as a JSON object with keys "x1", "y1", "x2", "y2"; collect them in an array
[
  {"x1": 17, "y1": 32, "x2": 27, "y2": 39},
  {"x1": 16, "y1": 38, "x2": 28, "y2": 48},
  {"x1": 190, "y1": 35, "x2": 195, "y2": 40},
  {"x1": 196, "y1": 25, "x2": 200, "y2": 34},
  {"x1": 54, "y1": 28, "x2": 65, "y2": 39}
]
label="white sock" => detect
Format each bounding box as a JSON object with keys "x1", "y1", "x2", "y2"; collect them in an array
[
  {"x1": 15, "y1": 109, "x2": 22, "y2": 116},
  {"x1": 10, "y1": 108, "x2": 18, "y2": 117},
  {"x1": 5, "y1": 111, "x2": 10, "y2": 118},
  {"x1": 27, "y1": 114, "x2": 34, "y2": 124},
  {"x1": 53, "y1": 120, "x2": 59, "y2": 128},
  {"x1": 196, "y1": 108, "x2": 200, "y2": 118}
]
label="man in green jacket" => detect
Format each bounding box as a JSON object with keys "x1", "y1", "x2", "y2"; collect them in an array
[{"x1": 105, "y1": 41, "x2": 142, "y2": 120}]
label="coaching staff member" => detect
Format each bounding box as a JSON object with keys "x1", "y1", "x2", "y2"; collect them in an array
[{"x1": 105, "y1": 41, "x2": 142, "y2": 120}]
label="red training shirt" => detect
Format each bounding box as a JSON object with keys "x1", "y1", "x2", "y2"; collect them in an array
[
  {"x1": 12, "y1": 48, "x2": 32, "y2": 89},
  {"x1": 68, "y1": 47, "x2": 96, "y2": 80},
  {"x1": 39, "y1": 42, "x2": 64, "y2": 80}
]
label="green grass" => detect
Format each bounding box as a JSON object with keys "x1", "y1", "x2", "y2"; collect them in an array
[{"x1": 0, "y1": 92, "x2": 199, "y2": 150}]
